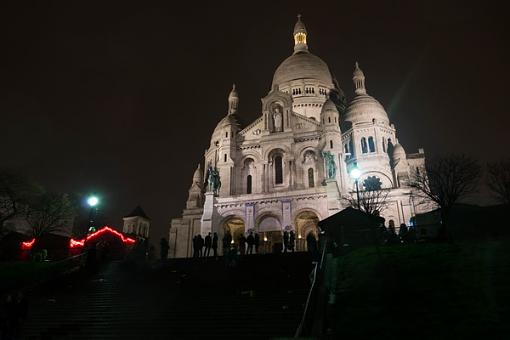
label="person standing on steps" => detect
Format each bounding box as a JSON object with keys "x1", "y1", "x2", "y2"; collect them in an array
[
  {"x1": 238, "y1": 234, "x2": 246, "y2": 255},
  {"x1": 204, "y1": 232, "x2": 212, "y2": 257},
  {"x1": 212, "y1": 232, "x2": 218, "y2": 258},
  {"x1": 254, "y1": 233, "x2": 260, "y2": 254},
  {"x1": 197, "y1": 234, "x2": 204, "y2": 257},
  {"x1": 289, "y1": 230, "x2": 296, "y2": 252},
  {"x1": 246, "y1": 232, "x2": 255, "y2": 254},
  {"x1": 222, "y1": 232, "x2": 231, "y2": 256},
  {"x1": 160, "y1": 238, "x2": 169, "y2": 260},
  {"x1": 283, "y1": 231, "x2": 290, "y2": 253}
]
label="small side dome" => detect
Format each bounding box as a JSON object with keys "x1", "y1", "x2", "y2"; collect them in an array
[
  {"x1": 214, "y1": 114, "x2": 239, "y2": 133},
  {"x1": 344, "y1": 95, "x2": 389, "y2": 125},
  {"x1": 321, "y1": 99, "x2": 338, "y2": 114},
  {"x1": 192, "y1": 164, "x2": 202, "y2": 184},
  {"x1": 392, "y1": 143, "x2": 406, "y2": 162}
]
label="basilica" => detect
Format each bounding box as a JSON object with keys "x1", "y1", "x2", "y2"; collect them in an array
[{"x1": 169, "y1": 16, "x2": 428, "y2": 258}]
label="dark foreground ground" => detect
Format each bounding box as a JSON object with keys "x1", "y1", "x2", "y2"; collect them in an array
[
  {"x1": 21, "y1": 253, "x2": 312, "y2": 339},
  {"x1": 329, "y1": 238, "x2": 510, "y2": 339}
]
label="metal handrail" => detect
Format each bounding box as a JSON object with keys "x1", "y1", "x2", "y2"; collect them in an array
[{"x1": 294, "y1": 235, "x2": 328, "y2": 338}]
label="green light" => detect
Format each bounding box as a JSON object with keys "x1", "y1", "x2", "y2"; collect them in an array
[
  {"x1": 350, "y1": 168, "x2": 361, "y2": 179},
  {"x1": 87, "y1": 196, "x2": 99, "y2": 207}
]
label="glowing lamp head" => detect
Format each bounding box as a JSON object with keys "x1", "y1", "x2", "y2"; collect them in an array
[
  {"x1": 87, "y1": 196, "x2": 99, "y2": 207},
  {"x1": 350, "y1": 168, "x2": 361, "y2": 180}
]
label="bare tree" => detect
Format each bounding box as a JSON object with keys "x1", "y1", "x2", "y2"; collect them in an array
[
  {"x1": 0, "y1": 169, "x2": 40, "y2": 231},
  {"x1": 25, "y1": 192, "x2": 76, "y2": 237},
  {"x1": 487, "y1": 159, "x2": 510, "y2": 205},
  {"x1": 347, "y1": 176, "x2": 390, "y2": 215},
  {"x1": 410, "y1": 154, "x2": 481, "y2": 233}
]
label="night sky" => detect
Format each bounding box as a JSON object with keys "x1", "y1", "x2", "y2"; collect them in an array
[{"x1": 2, "y1": 1, "x2": 509, "y2": 244}]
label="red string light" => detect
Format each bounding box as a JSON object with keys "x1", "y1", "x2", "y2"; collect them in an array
[
  {"x1": 69, "y1": 226, "x2": 136, "y2": 248},
  {"x1": 21, "y1": 238, "x2": 36, "y2": 250}
]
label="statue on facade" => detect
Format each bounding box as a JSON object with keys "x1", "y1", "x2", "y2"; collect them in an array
[
  {"x1": 322, "y1": 151, "x2": 337, "y2": 179},
  {"x1": 272, "y1": 105, "x2": 283, "y2": 132},
  {"x1": 206, "y1": 166, "x2": 221, "y2": 195}
]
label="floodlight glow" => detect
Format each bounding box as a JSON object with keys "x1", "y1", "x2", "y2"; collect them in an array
[
  {"x1": 350, "y1": 168, "x2": 361, "y2": 179},
  {"x1": 87, "y1": 196, "x2": 99, "y2": 207}
]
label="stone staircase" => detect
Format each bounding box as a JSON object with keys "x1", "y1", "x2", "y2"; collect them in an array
[{"x1": 22, "y1": 253, "x2": 312, "y2": 339}]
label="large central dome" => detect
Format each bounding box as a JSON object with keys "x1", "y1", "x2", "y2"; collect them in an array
[{"x1": 272, "y1": 51, "x2": 333, "y2": 87}]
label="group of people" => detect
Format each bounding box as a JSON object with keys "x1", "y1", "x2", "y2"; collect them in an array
[
  {"x1": 1, "y1": 291, "x2": 28, "y2": 340},
  {"x1": 192, "y1": 229, "x2": 317, "y2": 257},
  {"x1": 192, "y1": 232, "x2": 219, "y2": 258},
  {"x1": 381, "y1": 221, "x2": 417, "y2": 245}
]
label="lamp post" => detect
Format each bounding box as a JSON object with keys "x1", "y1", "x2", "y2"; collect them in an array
[
  {"x1": 87, "y1": 195, "x2": 99, "y2": 233},
  {"x1": 350, "y1": 167, "x2": 361, "y2": 210}
]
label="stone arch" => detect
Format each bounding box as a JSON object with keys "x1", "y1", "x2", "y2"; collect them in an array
[
  {"x1": 256, "y1": 213, "x2": 283, "y2": 254},
  {"x1": 263, "y1": 145, "x2": 290, "y2": 160},
  {"x1": 220, "y1": 215, "x2": 246, "y2": 249},
  {"x1": 293, "y1": 210, "x2": 320, "y2": 251}
]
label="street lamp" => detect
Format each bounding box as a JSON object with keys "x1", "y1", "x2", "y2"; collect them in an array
[
  {"x1": 350, "y1": 167, "x2": 361, "y2": 210},
  {"x1": 87, "y1": 195, "x2": 99, "y2": 233}
]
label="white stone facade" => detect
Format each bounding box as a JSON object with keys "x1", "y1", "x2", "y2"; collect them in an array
[{"x1": 169, "y1": 16, "x2": 429, "y2": 258}]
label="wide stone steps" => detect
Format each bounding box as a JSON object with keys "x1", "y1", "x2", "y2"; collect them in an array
[{"x1": 22, "y1": 255, "x2": 311, "y2": 339}]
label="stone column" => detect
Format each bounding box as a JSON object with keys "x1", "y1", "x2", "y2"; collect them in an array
[
  {"x1": 282, "y1": 199, "x2": 292, "y2": 229},
  {"x1": 245, "y1": 203, "x2": 255, "y2": 231}
]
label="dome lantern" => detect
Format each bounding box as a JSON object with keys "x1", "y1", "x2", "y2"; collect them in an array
[
  {"x1": 353, "y1": 62, "x2": 367, "y2": 95},
  {"x1": 228, "y1": 84, "x2": 238, "y2": 115},
  {"x1": 293, "y1": 14, "x2": 308, "y2": 53}
]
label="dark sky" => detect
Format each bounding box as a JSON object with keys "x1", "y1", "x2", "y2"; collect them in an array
[{"x1": 2, "y1": 0, "x2": 509, "y2": 243}]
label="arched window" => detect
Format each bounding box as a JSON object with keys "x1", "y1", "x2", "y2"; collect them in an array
[
  {"x1": 344, "y1": 144, "x2": 349, "y2": 154},
  {"x1": 328, "y1": 117, "x2": 331, "y2": 123},
  {"x1": 225, "y1": 132, "x2": 228, "y2": 138},
  {"x1": 224, "y1": 153, "x2": 227, "y2": 162},
  {"x1": 361, "y1": 137, "x2": 368, "y2": 154},
  {"x1": 349, "y1": 139, "x2": 354, "y2": 156},
  {"x1": 308, "y1": 168, "x2": 314, "y2": 188},
  {"x1": 246, "y1": 175, "x2": 252, "y2": 194},
  {"x1": 368, "y1": 136, "x2": 375, "y2": 152},
  {"x1": 382, "y1": 137, "x2": 386, "y2": 152},
  {"x1": 275, "y1": 155, "x2": 283, "y2": 184},
  {"x1": 330, "y1": 140, "x2": 333, "y2": 149}
]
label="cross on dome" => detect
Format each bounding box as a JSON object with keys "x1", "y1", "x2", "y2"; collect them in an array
[{"x1": 293, "y1": 14, "x2": 308, "y2": 53}]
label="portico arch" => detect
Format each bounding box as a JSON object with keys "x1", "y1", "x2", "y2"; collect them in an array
[
  {"x1": 294, "y1": 210, "x2": 320, "y2": 251},
  {"x1": 221, "y1": 216, "x2": 245, "y2": 252}
]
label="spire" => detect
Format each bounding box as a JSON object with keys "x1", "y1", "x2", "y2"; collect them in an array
[
  {"x1": 293, "y1": 14, "x2": 308, "y2": 53},
  {"x1": 228, "y1": 83, "x2": 238, "y2": 115},
  {"x1": 353, "y1": 61, "x2": 367, "y2": 95}
]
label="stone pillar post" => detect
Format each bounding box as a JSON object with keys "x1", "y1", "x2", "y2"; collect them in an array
[{"x1": 200, "y1": 192, "x2": 215, "y2": 235}]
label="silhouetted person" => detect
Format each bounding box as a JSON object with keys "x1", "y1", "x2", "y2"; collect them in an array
[
  {"x1": 160, "y1": 238, "x2": 169, "y2": 260},
  {"x1": 289, "y1": 231, "x2": 296, "y2": 252},
  {"x1": 246, "y1": 232, "x2": 255, "y2": 254},
  {"x1": 204, "y1": 232, "x2": 212, "y2": 257},
  {"x1": 388, "y1": 220, "x2": 398, "y2": 245},
  {"x1": 192, "y1": 235, "x2": 199, "y2": 258},
  {"x1": 407, "y1": 225, "x2": 417, "y2": 244},
  {"x1": 399, "y1": 223, "x2": 409, "y2": 243},
  {"x1": 306, "y1": 233, "x2": 319, "y2": 262},
  {"x1": 211, "y1": 232, "x2": 218, "y2": 258},
  {"x1": 254, "y1": 233, "x2": 260, "y2": 254},
  {"x1": 283, "y1": 231, "x2": 290, "y2": 252},
  {"x1": 222, "y1": 232, "x2": 231, "y2": 255},
  {"x1": 197, "y1": 234, "x2": 204, "y2": 257},
  {"x1": 238, "y1": 234, "x2": 246, "y2": 255}
]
